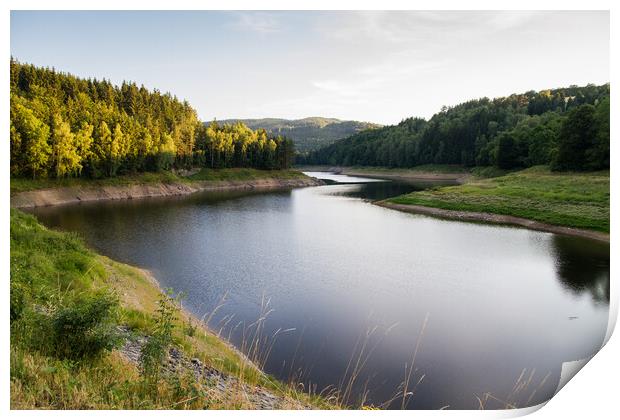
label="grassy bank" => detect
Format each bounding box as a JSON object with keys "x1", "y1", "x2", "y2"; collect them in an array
[
  {"x1": 387, "y1": 166, "x2": 609, "y2": 233},
  {"x1": 10, "y1": 209, "x2": 331, "y2": 409},
  {"x1": 10, "y1": 168, "x2": 311, "y2": 195}
]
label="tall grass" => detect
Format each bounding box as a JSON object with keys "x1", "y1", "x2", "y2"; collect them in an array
[
  {"x1": 201, "y1": 298, "x2": 428, "y2": 409},
  {"x1": 203, "y1": 299, "x2": 551, "y2": 410},
  {"x1": 475, "y1": 368, "x2": 551, "y2": 410}
]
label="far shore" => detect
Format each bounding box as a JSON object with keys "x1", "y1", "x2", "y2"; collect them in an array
[
  {"x1": 376, "y1": 201, "x2": 610, "y2": 243},
  {"x1": 296, "y1": 165, "x2": 471, "y2": 183},
  {"x1": 11, "y1": 176, "x2": 324, "y2": 209}
]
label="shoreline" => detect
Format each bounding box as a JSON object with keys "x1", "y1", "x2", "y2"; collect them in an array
[
  {"x1": 108, "y1": 261, "x2": 322, "y2": 409},
  {"x1": 375, "y1": 201, "x2": 610, "y2": 243},
  {"x1": 10, "y1": 208, "x2": 323, "y2": 409},
  {"x1": 342, "y1": 169, "x2": 469, "y2": 184},
  {"x1": 11, "y1": 177, "x2": 324, "y2": 209},
  {"x1": 133, "y1": 266, "x2": 264, "y2": 374},
  {"x1": 297, "y1": 165, "x2": 471, "y2": 184}
]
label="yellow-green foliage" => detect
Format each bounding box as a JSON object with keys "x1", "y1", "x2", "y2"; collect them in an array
[
  {"x1": 10, "y1": 60, "x2": 296, "y2": 180},
  {"x1": 187, "y1": 168, "x2": 309, "y2": 182}
]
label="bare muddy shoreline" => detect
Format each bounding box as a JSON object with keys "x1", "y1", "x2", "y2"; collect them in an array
[
  {"x1": 11, "y1": 177, "x2": 324, "y2": 209},
  {"x1": 376, "y1": 201, "x2": 610, "y2": 243}
]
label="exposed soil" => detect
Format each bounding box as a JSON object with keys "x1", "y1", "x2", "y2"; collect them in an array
[
  {"x1": 11, "y1": 178, "x2": 324, "y2": 209},
  {"x1": 376, "y1": 201, "x2": 609, "y2": 243}
]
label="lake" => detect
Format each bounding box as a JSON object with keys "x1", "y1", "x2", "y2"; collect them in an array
[{"x1": 29, "y1": 172, "x2": 610, "y2": 409}]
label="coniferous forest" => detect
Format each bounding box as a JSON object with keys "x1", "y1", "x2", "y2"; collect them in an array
[
  {"x1": 299, "y1": 84, "x2": 610, "y2": 171},
  {"x1": 10, "y1": 59, "x2": 295, "y2": 179}
]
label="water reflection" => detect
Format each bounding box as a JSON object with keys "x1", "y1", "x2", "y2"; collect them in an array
[
  {"x1": 28, "y1": 173, "x2": 609, "y2": 409},
  {"x1": 303, "y1": 171, "x2": 386, "y2": 184},
  {"x1": 551, "y1": 236, "x2": 610, "y2": 303},
  {"x1": 305, "y1": 171, "x2": 458, "y2": 201}
]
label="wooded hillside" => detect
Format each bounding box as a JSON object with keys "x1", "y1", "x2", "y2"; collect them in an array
[
  {"x1": 10, "y1": 60, "x2": 295, "y2": 179},
  {"x1": 300, "y1": 85, "x2": 610, "y2": 171}
]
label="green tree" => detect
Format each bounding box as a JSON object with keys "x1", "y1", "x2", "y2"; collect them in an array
[
  {"x1": 553, "y1": 105, "x2": 597, "y2": 171},
  {"x1": 11, "y1": 102, "x2": 51, "y2": 178},
  {"x1": 91, "y1": 121, "x2": 112, "y2": 178},
  {"x1": 10, "y1": 117, "x2": 22, "y2": 176},
  {"x1": 74, "y1": 122, "x2": 94, "y2": 176},
  {"x1": 586, "y1": 98, "x2": 610, "y2": 170},
  {"x1": 108, "y1": 123, "x2": 124, "y2": 176},
  {"x1": 496, "y1": 133, "x2": 520, "y2": 169},
  {"x1": 156, "y1": 133, "x2": 176, "y2": 170},
  {"x1": 51, "y1": 114, "x2": 81, "y2": 178}
]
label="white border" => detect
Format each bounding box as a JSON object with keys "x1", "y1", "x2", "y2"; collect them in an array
[{"x1": 2, "y1": 1, "x2": 616, "y2": 419}]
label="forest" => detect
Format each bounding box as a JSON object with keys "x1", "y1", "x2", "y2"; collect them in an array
[
  {"x1": 299, "y1": 84, "x2": 610, "y2": 171},
  {"x1": 10, "y1": 59, "x2": 295, "y2": 179}
]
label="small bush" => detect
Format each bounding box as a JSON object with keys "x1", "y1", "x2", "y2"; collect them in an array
[
  {"x1": 47, "y1": 291, "x2": 121, "y2": 360},
  {"x1": 184, "y1": 319, "x2": 197, "y2": 337},
  {"x1": 140, "y1": 291, "x2": 178, "y2": 383},
  {"x1": 13, "y1": 291, "x2": 120, "y2": 362}
]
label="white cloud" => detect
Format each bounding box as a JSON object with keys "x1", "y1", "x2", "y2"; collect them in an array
[
  {"x1": 485, "y1": 11, "x2": 540, "y2": 31},
  {"x1": 230, "y1": 12, "x2": 281, "y2": 34},
  {"x1": 321, "y1": 11, "x2": 541, "y2": 48},
  {"x1": 215, "y1": 11, "x2": 608, "y2": 124}
]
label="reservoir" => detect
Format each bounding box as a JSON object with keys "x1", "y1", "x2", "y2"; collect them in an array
[{"x1": 29, "y1": 172, "x2": 610, "y2": 409}]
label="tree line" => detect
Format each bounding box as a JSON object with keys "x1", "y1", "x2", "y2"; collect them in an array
[
  {"x1": 299, "y1": 84, "x2": 610, "y2": 171},
  {"x1": 10, "y1": 59, "x2": 295, "y2": 179}
]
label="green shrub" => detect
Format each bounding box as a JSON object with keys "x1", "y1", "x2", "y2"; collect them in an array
[
  {"x1": 140, "y1": 292, "x2": 178, "y2": 383},
  {"x1": 49, "y1": 291, "x2": 121, "y2": 360},
  {"x1": 15, "y1": 291, "x2": 122, "y2": 361},
  {"x1": 184, "y1": 319, "x2": 197, "y2": 338},
  {"x1": 10, "y1": 280, "x2": 27, "y2": 323}
]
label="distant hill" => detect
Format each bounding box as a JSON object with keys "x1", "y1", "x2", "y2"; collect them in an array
[
  {"x1": 216, "y1": 117, "x2": 381, "y2": 153},
  {"x1": 298, "y1": 84, "x2": 610, "y2": 172}
]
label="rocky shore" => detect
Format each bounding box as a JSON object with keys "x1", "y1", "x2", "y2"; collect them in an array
[{"x1": 118, "y1": 327, "x2": 309, "y2": 409}]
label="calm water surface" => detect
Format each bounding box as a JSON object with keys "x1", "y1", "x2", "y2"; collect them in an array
[{"x1": 30, "y1": 172, "x2": 610, "y2": 409}]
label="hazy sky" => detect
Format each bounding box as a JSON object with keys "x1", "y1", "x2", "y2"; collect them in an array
[{"x1": 11, "y1": 11, "x2": 609, "y2": 125}]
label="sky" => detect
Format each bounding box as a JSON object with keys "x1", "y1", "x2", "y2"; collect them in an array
[{"x1": 10, "y1": 11, "x2": 609, "y2": 125}]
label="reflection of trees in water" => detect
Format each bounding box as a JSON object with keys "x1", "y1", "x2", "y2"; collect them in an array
[{"x1": 551, "y1": 235, "x2": 609, "y2": 303}]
